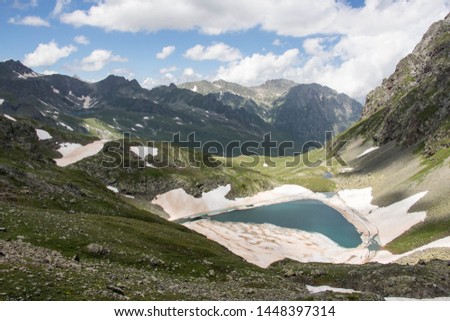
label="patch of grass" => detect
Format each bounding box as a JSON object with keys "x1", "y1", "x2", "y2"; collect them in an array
[
  {"x1": 411, "y1": 147, "x2": 450, "y2": 182},
  {"x1": 83, "y1": 118, "x2": 122, "y2": 139},
  {"x1": 385, "y1": 218, "x2": 450, "y2": 254}
]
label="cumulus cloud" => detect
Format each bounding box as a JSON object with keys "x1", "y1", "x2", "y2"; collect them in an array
[
  {"x1": 156, "y1": 46, "x2": 175, "y2": 59},
  {"x1": 141, "y1": 67, "x2": 202, "y2": 89},
  {"x1": 80, "y1": 49, "x2": 127, "y2": 71},
  {"x1": 74, "y1": 35, "x2": 89, "y2": 45},
  {"x1": 59, "y1": 0, "x2": 447, "y2": 36},
  {"x1": 181, "y1": 67, "x2": 202, "y2": 82},
  {"x1": 9, "y1": 16, "x2": 50, "y2": 27},
  {"x1": 23, "y1": 41, "x2": 76, "y2": 67},
  {"x1": 60, "y1": 0, "x2": 449, "y2": 99},
  {"x1": 216, "y1": 49, "x2": 299, "y2": 85},
  {"x1": 184, "y1": 43, "x2": 242, "y2": 62}
]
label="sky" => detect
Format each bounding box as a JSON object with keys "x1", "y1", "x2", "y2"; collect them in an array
[{"x1": 0, "y1": 0, "x2": 448, "y2": 102}]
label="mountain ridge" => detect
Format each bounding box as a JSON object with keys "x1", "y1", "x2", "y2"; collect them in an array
[{"x1": 0, "y1": 61, "x2": 362, "y2": 152}]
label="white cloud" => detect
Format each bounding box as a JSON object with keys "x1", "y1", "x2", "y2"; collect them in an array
[
  {"x1": 59, "y1": 0, "x2": 449, "y2": 99},
  {"x1": 272, "y1": 38, "x2": 283, "y2": 46},
  {"x1": 80, "y1": 49, "x2": 127, "y2": 71},
  {"x1": 180, "y1": 67, "x2": 202, "y2": 82},
  {"x1": 9, "y1": 16, "x2": 50, "y2": 27},
  {"x1": 23, "y1": 41, "x2": 76, "y2": 67},
  {"x1": 216, "y1": 49, "x2": 299, "y2": 85},
  {"x1": 12, "y1": 0, "x2": 38, "y2": 10},
  {"x1": 182, "y1": 68, "x2": 195, "y2": 77},
  {"x1": 42, "y1": 70, "x2": 58, "y2": 75},
  {"x1": 156, "y1": 46, "x2": 175, "y2": 60},
  {"x1": 74, "y1": 35, "x2": 89, "y2": 45},
  {"x1": 184, "y1": 43, "x2": 242, "y2": 62},
  {"x1": 141, "y1": 77, "x2": 159, "y2": 89},
  {"x1": 159, "y1": 66, "x2": 177, "y2": 74},
  {"x1": 52, "y1": 0, "x2": 71, "y2": 16},
  {"x1": 111, "y1": 68, "x2": 135, "y2": 79},
  {"x1": 141, "y1": 67, "x2": 202, "y2": 89}
]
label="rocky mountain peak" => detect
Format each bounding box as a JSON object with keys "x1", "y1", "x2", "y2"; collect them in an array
[{"x1": 0, "y1": 60, "x2": 38, "y2": 78}]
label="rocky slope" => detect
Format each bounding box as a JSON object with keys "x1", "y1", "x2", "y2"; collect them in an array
[
  {"x1": 333, "y1": 13, "x2": 450, "y2": 253},
  {"x1": 273, "y1": 84, "x2": 362, "y2": 144},
  {"x1": 180, "y1": 79, "x2": 362, "y2": 146},
  {"x1": 358, "y1": 13, "x2": 449, "y2": 155}
]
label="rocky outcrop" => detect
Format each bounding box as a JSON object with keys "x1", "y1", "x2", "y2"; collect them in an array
[{"x1": 361, "y1": 13, "x2": 450, "y2": 154}]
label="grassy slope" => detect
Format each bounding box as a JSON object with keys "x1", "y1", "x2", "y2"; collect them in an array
[{"x1": 0, "y1": 117, "x2": 307, "y2": 300}]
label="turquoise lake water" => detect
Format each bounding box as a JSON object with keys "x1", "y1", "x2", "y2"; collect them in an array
[{"x1": 209, "y1": 199, "x2": 362, "y2": 248}]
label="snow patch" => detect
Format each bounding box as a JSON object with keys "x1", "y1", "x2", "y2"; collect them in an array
[
  {"x1": 135, "y1": 123, "x2": 144, "y2": 128},
  {"x1": 82, "y1": 95, "x2": 92, "y2": 109},
  {"x1": 0, "y1": 98, "x2": 4, "y2": 105},
  {"x1": 185, "y1": 220, "x2": 369, "y2": 268},
  {"x1": 130, "y1": 146, "x2": 158, "y2": 160},
  {"x1": 107, "y1": 186, "x2": 119, "y2": 193},
  {"x1": 357, "y1": 147, "x2": 379, "y2": 158},
  {"x1": 35, "y1": 129, "x2": 52, "y2": 140},
  {"x1": 306, "y1": 285, "x2": 360, "y2": 294},
  {"x1": 152, "y1": 184, "x2": 314, "y2": 221},
  {"x1": 52, "y1": 86, "x2": 60, "y2": 94},
  {"x1": 143, "y1": 116, "x2": 150, "y2": 120},
  {"x1": 55, "y1": 140, "x2": 107, "y2": 167},
  {"x1": 58, "y1": 122, "x2": 73, "y2": 131},
  {"x1": 14, "y1": 70, "x2": 39, "y2": 79},
  {"x1": 192, "y1": 85, "x2": 198, "y2": 92},
  {"x1": 3, "y1": 114, "x2": 16, "y2": 122}
]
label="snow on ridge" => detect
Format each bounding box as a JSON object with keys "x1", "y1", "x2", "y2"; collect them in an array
[
  {"x1": 14, "y1": 70, "x2": 40, "y2": 79},
  {"x1": 35, "y1": 129, "x2": 52, "y2": 140},
  {"x1": 192, "y1": 85, "x2": 198, "y2": 92}
]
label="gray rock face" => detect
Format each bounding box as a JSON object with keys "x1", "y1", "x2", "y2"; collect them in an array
[
  {"x1": 272, "y1": 84, "x2": 362, "y2": 144},
  {"x1": 361, "y1": 13, "x2": 450, "y2": 154}
]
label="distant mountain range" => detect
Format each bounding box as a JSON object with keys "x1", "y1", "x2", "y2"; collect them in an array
[{"x1": 0, "y1": 61, "x2": 362, "y2": 154}]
